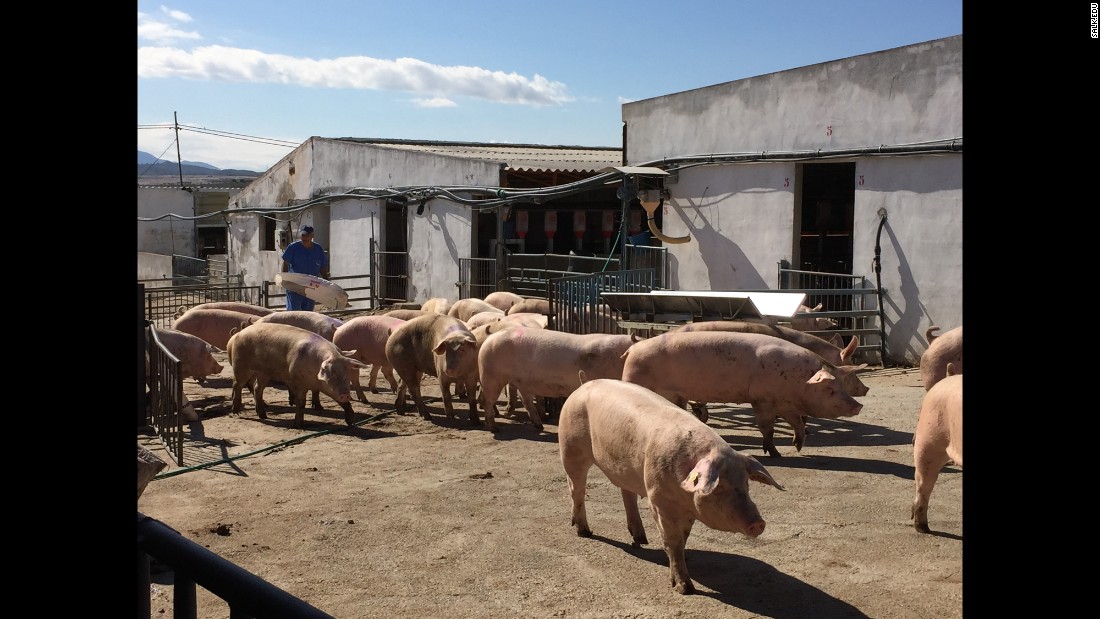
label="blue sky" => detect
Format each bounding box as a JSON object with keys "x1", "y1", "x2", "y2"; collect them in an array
[{"x1": 137, "y1": 1, "x2": 962, "y2": 173}]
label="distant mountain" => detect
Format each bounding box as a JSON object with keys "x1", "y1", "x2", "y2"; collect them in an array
[{"x1": 137, "y1": 150, "x2": 260, "y2": 176}]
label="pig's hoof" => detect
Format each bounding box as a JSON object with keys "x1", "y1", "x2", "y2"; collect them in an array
[
  {"x1": 673, "y1": 581, "x2": 696, "y2": 595},
  {"x1": 630, "y1": 535, "x2": 648, "y2": 547},
  {"x1": 576, "y1": 528, "x2": 593, "y2": 538}
]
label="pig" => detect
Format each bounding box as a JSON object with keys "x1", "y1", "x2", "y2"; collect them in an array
[
  {"x1": 920, "y1": 325, "x2": 962, "y2": 391},
  {"x1": 420, "y1": 297, "x2": 453, "y2": 315},
  {"x1": 469, "y1": 321, "x2": 529, "y2": 416},
  {"x1": 385, "y1": 309, "x2": 432, "y2": 321},
  {"x1": 148, "y1": 327, "x2": 225, "y2": 384},
  {"x1": 507, "y1": 298, "x2": 551, "y2": 316},
  {"x1": 332, "y1": 315, "x2": 407, "y2": 401},
  {"x1": 447, "y1": 298, "x2": 506, "y2": 323},
  {"x1": 385, "y1": 314, "x2": 481, "y2": 424},
  {"x1": 175, "y1": 302, "x2": 274, "y2": 319},
  {"x1": 670, "y1": 320, "x2": 864, "y2": 419},
  {"x1": 789, "y1": 303, "x2": 839, "y2": 331},
  {"x1": 559, "y1": 378, "x2": 785, "y2": 595},
  {"x1": 671, "y1": 320, "x2": 858, "y2": 367},
  {"x1": 171, "y1": 308, "x2": 259, "y2": 350},
  {"x1": 477, "y1": 328, "x2": 638, "y2": 432},
  {"x1": 500, "y1": 312, "x2": 548, "y2": 329},
  {"x1": 621, "y1": 331, "x2": 867, "y2": 457},
  {"x1": 464, "y1": 311, "x2": 506, "y2": 330},
  {"x1": 253, "y1": 311, "x2": 343, "y2": 341},
  {"x1": 483, "y1": 291, "x2": 526, "y2": 313},
  {"x1": 252, "y1": 311, "x2": 345, "y2": 408},
  {"x1": 227, "y1": 322, "x2": 367, "y2": 429},
  {"x1": 912, "y1": 363, "x2": 963, "y2": 533}
]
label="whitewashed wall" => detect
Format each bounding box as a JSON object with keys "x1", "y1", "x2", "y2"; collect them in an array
[
  {"x1": 624, "y1": 36, "x2": 962, "y2": 363},
  {"x1": 137, "y1": 187, "x2": 195, "y2": 257},
  {"x1": 228, "y1": 139, "x2": 499, "y2": 304}
]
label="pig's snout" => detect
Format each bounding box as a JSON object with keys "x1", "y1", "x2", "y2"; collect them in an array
[
  {"x1": 335, "y1": 393, "x2": 351, "y2": 403},
  {"x1": 745, "y1": 519, "x2": 766, "y2": 538}
]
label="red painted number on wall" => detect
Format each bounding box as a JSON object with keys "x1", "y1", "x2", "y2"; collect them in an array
[
  {"x1": 858, "y1": 175, "x2": 865, "y2": 186},
  {"x1": 784, "y1": 178, "x2": 790, "y2": 188},
  {"x1": 826, "y1": 125, "x2": 833, "y2": 136}
]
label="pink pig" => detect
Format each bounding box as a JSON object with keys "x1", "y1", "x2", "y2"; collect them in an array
[
  {"x1": 332, "y1": 315, "x2": 407, "y2": 401},
  {"x1": 477, "y1": 327, "x2": 638, "y2": 432},
  {"x1": 559, "y1": 378, "x2": 784, "y2": 595},
  {"x1": 171, "y1": 308, "x2": 259, "y2": 350},
  {"x1": 621, "y1": 331, "x2": 866, "y2": 457},
  {"x1": 912, "y1": 363, "x2": 963, "y2": 533},
  {"x1": 227, "y1": 322, "x2": 367, "y2": 429},
  {"x1": 149, "y1": 327, "x2": 225, "y2": 384}
]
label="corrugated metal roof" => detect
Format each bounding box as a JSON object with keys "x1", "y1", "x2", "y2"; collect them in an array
[{"x1": 332, "y1": 138, "x2": 622, "y2": 174}]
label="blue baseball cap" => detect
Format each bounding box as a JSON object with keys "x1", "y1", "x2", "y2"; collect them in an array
[{"x1": 299, "y1": 225, "x2": 314, "y2": 235}]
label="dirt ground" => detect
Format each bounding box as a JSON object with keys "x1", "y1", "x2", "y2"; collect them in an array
[{"x1": 138, "y1": 357, "x2": 962, "y2": 619}]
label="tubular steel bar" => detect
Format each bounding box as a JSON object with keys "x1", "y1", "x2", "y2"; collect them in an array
[{"x1": 138, "y1": 512, "x2": 336, "y2": 619}]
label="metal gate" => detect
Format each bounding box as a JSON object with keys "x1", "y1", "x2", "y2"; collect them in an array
[
  {"x1": 144, "y1": 323, "x2": 185, "y2": 466},
  {"x1": 623, "y1": 244, "x2": 669, "y2": 289},
  {"x1": 369, "y1": 238, "x2": 409, "y2": 306},
  {"x1": 458, "y1": 258, "x2": 497, "y2": 300},
  {"x1": 548, "y1": 269, "x2": 656, "y2": 334}
]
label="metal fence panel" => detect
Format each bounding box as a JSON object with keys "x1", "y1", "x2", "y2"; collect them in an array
[
  {"x1": 458, "y1": 258, "x2": 497, "y2": 300},
  {"x1": 548, "y1": 269, "x2": 656, "y2": 334},
  {"x1": 624, "y1": 244, "x2": 669, "y2": 289},
  {"x1": 142, "y1": 283, "x2": 261, "y2": 327},
  {"x1": 145, "y1": 324, "x2": 184, "y2": 466},
  {"x1": 502, "y1": 253, "x2": 621, "y2": 298},
  {"x1": 369, "y1": 239, "x2": 409, "y2": 306}
]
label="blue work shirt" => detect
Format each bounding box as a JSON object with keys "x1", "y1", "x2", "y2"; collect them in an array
[{"x1": 282, "y1": 240, "x2": 328, "y2": 276}]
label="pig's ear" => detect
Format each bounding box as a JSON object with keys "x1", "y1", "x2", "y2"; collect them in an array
[
  {"x1": 946, "y1": 362, "x2": 956, "y2": 376},
  {"x1": 829, "y1": 333, "x2": 844, "y2": 347},
  {"x1": 433, "y1": 341, "x2": 447, "y2": 355},
  {"x1": 810, "y1": 303, "x2": 823, "y2": 312},
  {"x1": 745, "y1": 456, "x2": 785, "y2": 491},
  {"x1": 680, "y1": 459, "x2": 720, "y2": 494},
  {"x1": 317, "y1": 360, "x2": 335, "y2": 382},
  {"x1": 806, "y1": 368, "x2": 837, "y2": 384}
]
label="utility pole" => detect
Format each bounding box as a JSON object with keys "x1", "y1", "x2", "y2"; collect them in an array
[{"x1": 174, "y1": 111, "x2": 184, "y2": 188}]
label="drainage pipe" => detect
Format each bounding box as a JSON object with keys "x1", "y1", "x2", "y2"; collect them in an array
[{"x1": 873, "y1": 208, "x2": 889, "y2": 366}]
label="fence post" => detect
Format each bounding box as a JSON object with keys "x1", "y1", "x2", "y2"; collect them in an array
[{"x1": 138, "y1": 283, "x2": 147, "y2": 427}]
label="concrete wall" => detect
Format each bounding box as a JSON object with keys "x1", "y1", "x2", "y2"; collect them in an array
[
  {"x1": 137, "y1": 252, "x2": 174, "y2": 283},
  {"x1": 624, "y1": 37, "x2": 961, "y2": 162},
  {"x1": 228, "y1": 138, "x2": 500, "y2": 304},
  {"x1": 137, "y1": 187, "x2": 195, "y2": 257},
  {"x1": 624, "y1": 36, "x2": 962, "y2": 364}
]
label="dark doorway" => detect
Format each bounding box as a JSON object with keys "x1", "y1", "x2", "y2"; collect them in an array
[
  {"x1": 385, "y1": 200, "x2": 408, "y2": 252},
  {"x1": 196, "y1": 227, "x2": 227, "y2": 259},
  {"x1": 799, "y1": 162, "x2": 855, "y2": 274}
]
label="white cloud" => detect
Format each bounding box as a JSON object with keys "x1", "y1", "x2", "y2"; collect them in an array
[
  {"x1": 138, "y1": 11, "x2": 201, "y2": 44},
  {"x1": 413, "y1": 97, "x2": 458, "y2": 108},
  {"x1": 137, "y1": 45, "x2": 573, "y2": 106},
  {"x1": 617, "y1": 96, "x2": 635, "y2": 104},
  {"x1": 160, "y1": 6, "x2": 192, "y2": 22}
]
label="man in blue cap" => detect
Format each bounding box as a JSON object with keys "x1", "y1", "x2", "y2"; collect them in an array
[{"x1": 280, "y1": 225, "x2": 330, "y2": 311}]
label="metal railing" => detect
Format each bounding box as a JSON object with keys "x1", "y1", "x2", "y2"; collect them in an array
[
  {"x1": 771, "y1": 262, "x2": 884, "y2": 360},
  {"x1": 458, "y1": 257, "x2": 497, "y2": 300},
  {"x1": 623, "y1": 244, "x2": 669, "y2": 289},
  {"x1": 501, "y1": 252, "x2": 622, "y2": 298},
  {"x1": 141, "y1": 281, "x2": 261, "y2": 326},
  {"x1": 369, "y1": 239, "x2": 409, "y2": 306},
  {"x1": 138, "y1": 512, "x2": 336, "y2": 619},
  {"x1": 548, "y1": 269, "x2": 656, "y2": 334},
  {"x1": 262, "y1": 273, "x2": 374, "y2": 314},
  {"x1": 144, "y1": 322, "x2": 184, "y2": 466}
]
